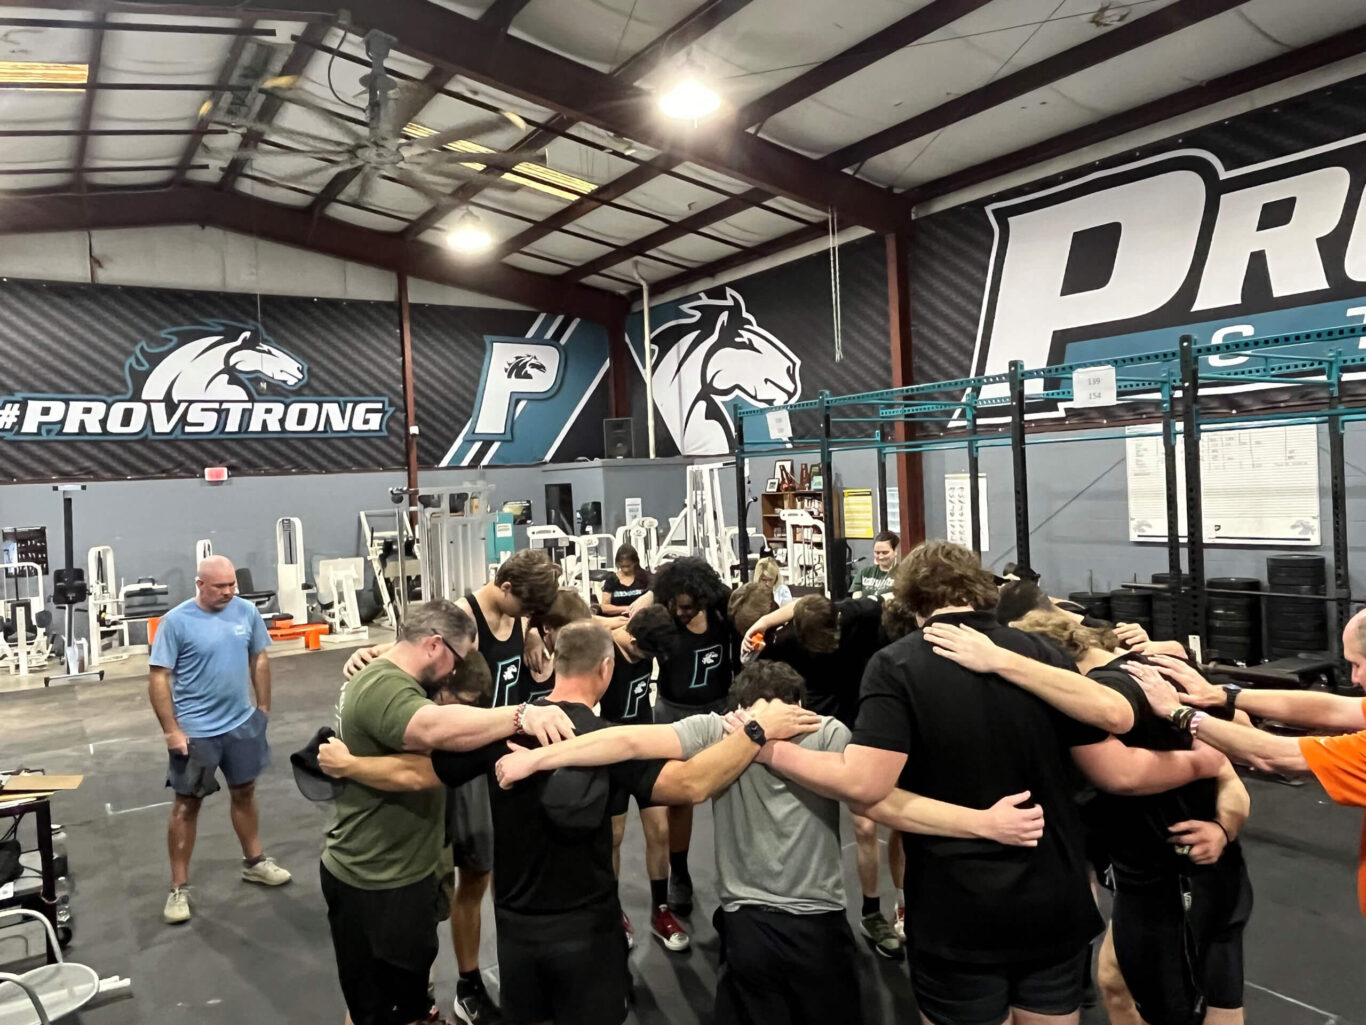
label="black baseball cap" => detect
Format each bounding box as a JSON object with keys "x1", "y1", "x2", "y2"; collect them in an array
[{"x1": 291, "y1": 726, "x2": 345, "y2": 802}]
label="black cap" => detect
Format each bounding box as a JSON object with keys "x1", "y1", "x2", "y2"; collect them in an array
[
  {"x1": 291, "y1": 727, "x2": 345, "y2": 802},
  {"x1": 539, "y1": 765, "x2": 610, "y2": 837}
]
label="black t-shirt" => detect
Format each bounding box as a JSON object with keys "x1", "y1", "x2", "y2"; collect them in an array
[
  {"x1": 760, "y1": 597, "x2": 885, "y2": 724},
  {"x1": 656, "y1": 604, "x2": 734, "y2": 706},
  {"x1": 1085, "y1": 653, "x2": 1240, "y2": 890},
  {"x1": 601, "y1": 571, "x2": 651, "y2": 608},
  {"x1": 465, "y1": 591, "x2": 528, "y2": 707},
  {"x1": 431, "y1": 701, "x2": 666, "y2": 916},
  {"x1": 600, "y1": 642, "x2": 654, "y2": 725},
  {"x1": 852, "y1": 610, "x2": 1107, "y2": 965}
]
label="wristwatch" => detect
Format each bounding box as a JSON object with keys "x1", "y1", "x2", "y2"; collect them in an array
[
  {"x1": 1222, "y1": 684, "x2": 1242, "y2": 713},
  {"x1": 744, "y1": 719, "x2": 767, "y2": 746}
]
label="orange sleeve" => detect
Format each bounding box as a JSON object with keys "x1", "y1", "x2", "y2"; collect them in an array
[{"x1": 1299, "y1": 731, "x2": 1366, "y2": 807}]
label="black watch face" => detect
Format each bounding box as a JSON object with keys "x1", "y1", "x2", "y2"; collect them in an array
[{"x1": 745, "y1": 720, "x2": 764, "y2": 743}]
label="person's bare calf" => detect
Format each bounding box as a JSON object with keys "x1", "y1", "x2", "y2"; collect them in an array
[
  {"x1": 168, "y1": 793, "x2": 202, "y2": 887},
  {"x1": 228, "y1": 781, "x2": 263, "y2": 860}
]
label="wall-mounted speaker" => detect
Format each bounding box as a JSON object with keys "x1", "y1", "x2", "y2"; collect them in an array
[{"x1": 603, "y1": 418, "x2": 633, "y2": 459}]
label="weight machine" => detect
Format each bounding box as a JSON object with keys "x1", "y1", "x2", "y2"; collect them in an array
[
  {"x1": 359, "y1": 509, "x2": 412, "y2": 630},
  {"x1": 778, "y1": 509, "x2": 826, "y2": 588},
  {"x1": 412, "y1": 484, "x2": 498, "y2": 604},
  {"x1": 275, "y1": 517, "x2": 310, "y2": 622},
  {"x1": 316, "y1": 558, "x2": 369, "y2": 644},
  {"x1": 614, "y1": 517, "x2": 659, "y2": 569},
  {"x1": 86, "y1": 546, "x2": 129, "y2": 666},
  {"x1": 0, "y1": 560, "x2": 51, "y2": 677},
  {"x1": 525, "y1": 525, "x2": 594, "y2": 606}
]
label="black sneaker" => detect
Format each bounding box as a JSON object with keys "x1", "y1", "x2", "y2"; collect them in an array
[
  {"x1": 667, "y1": 875, "x2": 694, "y2": 917},
  {"x1": 454, "y1": 983, "x2": 502, "y2": 1024}
]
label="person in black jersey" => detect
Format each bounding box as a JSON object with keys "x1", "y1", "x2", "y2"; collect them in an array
[
  {"x1": 599, "y1": 604, "x2": 688, "y2": 951},
  {"x1": 323, "y1": 621, "x2": 820, "y2": 1025},
  {"x1": 599, "y1": 544, "x2": 652, "y2": 616},
  {"x1": 647, "y1": 556, "x2": 736, "y2": 915},
  {"x1": 342, "y1": 550, "x2": 560, "y2": 1025},
  {"x1": 925, "y1": 608, "x2": 1252, "y2": 1025},
  {"x1": 765, "y1": 541, "x2": 1231, "y2": 1025},
  {"x1": 744, "y1": 593, "x2": 908, "y2": 959}
]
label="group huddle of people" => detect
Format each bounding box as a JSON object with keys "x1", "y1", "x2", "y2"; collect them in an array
[{"x1": 147, "y1": 538, "x2": 1366, "y2": 1025}]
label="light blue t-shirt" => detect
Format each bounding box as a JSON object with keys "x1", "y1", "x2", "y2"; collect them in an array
[{"x1": 149, "y1": 596, "x2": 271, "y2": 737}]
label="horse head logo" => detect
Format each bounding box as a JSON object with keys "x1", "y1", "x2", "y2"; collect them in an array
[
  {"x1": 647, "y1": 288, "x2": 801, "y2": 454},
  {"x1": 504, "y1": 354, "x2": 548, "y2": 380},
  {"x1": 128, "y1": 321, "x2": 306, "y2": 403}
]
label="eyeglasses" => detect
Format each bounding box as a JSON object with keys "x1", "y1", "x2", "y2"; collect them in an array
[{"x1": 436, "y1": 634, "x2": 463, "y2": 665}]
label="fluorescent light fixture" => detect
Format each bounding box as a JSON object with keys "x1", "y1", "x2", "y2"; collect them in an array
[
  {"x1": 446, "y1": 211, "x2": 493, "y2": 254},
  {"x1": 403, "y1": 122, "x2": 598, "y2": 201},
  {"x1": 0, "y1": 61, "x2": 88, "y2": 90},
  {"x1": 657, "y1": 76, "x2": 720, "y2": 122}
]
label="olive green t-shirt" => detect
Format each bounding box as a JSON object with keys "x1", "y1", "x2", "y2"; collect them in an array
[{"x1": 320, "y1": 660, "x2": 444, "y2": 890}]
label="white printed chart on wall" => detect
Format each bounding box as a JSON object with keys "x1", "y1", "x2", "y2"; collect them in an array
[
  {"x1": 1126, "y1": 423, "x2": 1319, "y2": 545},
  {"x1": 945, "y1": 474, "x2": 989, "y2": 549}
]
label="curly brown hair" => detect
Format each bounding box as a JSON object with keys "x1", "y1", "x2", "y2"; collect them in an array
[
  {"x1": 894, "y1": 540, "x2": 999, "y2": 619},
  {"x1": 494, "y1": 549, "x2": 562, "y2": 617},
  {"x1": 1011, "y1": 609, "x2": 1117, "y2": 661}
]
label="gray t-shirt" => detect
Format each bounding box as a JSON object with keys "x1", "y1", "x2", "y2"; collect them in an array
[{"x1": 672, "y1": 713, "x2": 850, "y2": 914}]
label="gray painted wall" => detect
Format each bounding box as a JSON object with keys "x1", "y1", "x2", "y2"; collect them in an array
[{"x1": 920, "y1": 423, "x2": 1366, "y2": 604}]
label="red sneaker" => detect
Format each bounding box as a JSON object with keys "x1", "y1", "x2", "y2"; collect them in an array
[
  {"x1": 650, "y1": 905, "x2": 691, "y2": 951},
  {"x1": 622, "y1": 911, "x2": 635, "y2": 950}
]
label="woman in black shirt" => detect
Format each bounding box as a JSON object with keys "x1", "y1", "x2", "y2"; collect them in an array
[{"x1": 599, "y1": 544, "x2": 652, "y2": 615}]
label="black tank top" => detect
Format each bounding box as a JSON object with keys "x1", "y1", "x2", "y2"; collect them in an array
[
  {"x1": 657, "y1": 606, "x2": 732, "y2": 706},
  {"x1": 465, "y1": 591, "x2": 527, "y2": 707},
  {"x1": 600, "y1": 642, "x2": 654, "y2": 725}
]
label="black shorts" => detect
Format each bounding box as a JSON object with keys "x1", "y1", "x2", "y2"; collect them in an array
[
  {"x1": 713, "y1": 905, "x2": 860, "y2": 1025},
  {"x1": 496, "y1": 905, "x2": 629, "y2": 1025},
  {"x1": 319, "y1": 863, "x2": 439, "y2": 1025},
  {"x1": 165, "y1": 708, "x2": 270, "y2": 797},
  {"x1": 447, "y1": 777, "x2": 494, "y2": 874},
  {"x1": 1111, "y1": 858, "x2": 1254, "y2": 1023},
  {"x1": 912, "y1": 946, "x2": 1089, "y2": 1025}
]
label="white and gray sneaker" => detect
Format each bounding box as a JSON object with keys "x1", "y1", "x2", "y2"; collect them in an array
[
  {"x1": 163, "y1": 886, "x2": 192, "y2": 924},
  {"x1": 242, "y1": 856, "x2": 292, "y2": 886}
]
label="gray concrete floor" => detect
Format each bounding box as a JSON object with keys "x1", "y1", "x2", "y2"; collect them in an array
[{"x1": 1, "y1": 648, "x2": 1363, "y2": 1024}]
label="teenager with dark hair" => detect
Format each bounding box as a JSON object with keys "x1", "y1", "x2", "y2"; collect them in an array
[
  {"x1": 600, "y1": 545, "x2": 652, "y2": 615},
  {"x1": 853, "y1": 531, "x2": 900, "y2": 599},
  {"x1": 648, "y1": 555, "x2": 737, "y2": 915}
]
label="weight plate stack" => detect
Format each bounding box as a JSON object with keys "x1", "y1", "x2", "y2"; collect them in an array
[
  {"x1": 1109, "y1": 589, "x2": 1152, "y2": 634},
  {"x1": 1205, "y1": 576, "x2": 1261, "y2": 664},
  {"x1": 1149, "y1": 572, "x2": 1191, "y2": 641},
  {"x1": 1265, "y1": 555, "x2": 1327, "y2": 657},
  {"x1": 1068, "y1": 591, "x2": 1112, "y2": 623}
]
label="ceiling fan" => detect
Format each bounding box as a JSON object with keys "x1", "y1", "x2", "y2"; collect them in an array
[{"x1": 204, "y1": 28, "x2": 547, "y2": 207}]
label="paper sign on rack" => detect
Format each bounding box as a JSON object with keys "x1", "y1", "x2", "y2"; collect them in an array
[
  {"x1": 1072, "y1": 365, "x2": 1117, "y2": 408},
  {"x1": 765, "y1": 409, "x2": 793, "y2": 441}
]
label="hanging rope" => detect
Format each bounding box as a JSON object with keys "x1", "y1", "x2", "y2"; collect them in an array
[{"x1": 828, "y1": 207, "x2": 843, "y2": 363}]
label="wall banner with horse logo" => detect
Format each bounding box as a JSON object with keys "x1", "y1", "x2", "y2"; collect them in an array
[{"x1": 0, "y1": 280, "x2": 405, "y2": 480}]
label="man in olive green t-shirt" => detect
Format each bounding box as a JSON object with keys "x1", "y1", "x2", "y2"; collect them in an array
[
  {"x1": 318, "y1": 600, "x2": 576, "y2": 1025},
  {"x1": 853, "y1": 531, "x2": 900, "y2": 600}
]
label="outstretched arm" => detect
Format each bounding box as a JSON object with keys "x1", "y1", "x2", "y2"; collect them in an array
[
  {"x1": 496, "y1": 724, "x2": 686, "y2": 786},
  {"x1": 1072, "y1": 735, "x2": 1228, "y2": 796},
  {"x1": 923, "y1": 623, "x2": 1134, "y2": 734},
  {"x1": 317, "y1": 738, "x2": 441, "y2": 791},
  {"x1": 763, "y1": 741, "x2": 907, "y2": 806},
  {"x1": 856, "y1": 789, "x2": 1046, "y2": 847},
  {"x1": 1152, "y1": 654, "x2": 1366, "y2": 731}
]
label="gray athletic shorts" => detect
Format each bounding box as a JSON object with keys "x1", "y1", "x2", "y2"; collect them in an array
[
  {"x1": 447, "y1": 776, "x2": 494, "y2": 874},
  {"x1": 166, "y1": 708, "x2": 271, "y2": 797}
]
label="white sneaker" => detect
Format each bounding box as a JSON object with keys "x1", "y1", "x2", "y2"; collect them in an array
[
  {"x1": 163, "y1": 886, "x2": 191, "y2": 924},
  {"x1": 242, "y1": 856, "x2": 292, "y2": 886}
]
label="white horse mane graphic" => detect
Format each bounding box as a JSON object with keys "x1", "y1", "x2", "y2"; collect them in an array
[
  {"x1": 129, "y1": 322, "x2": 305, "y2": 403},
  {"x1": 646, "y1": 288, "x2": 801, "y2": 454}
]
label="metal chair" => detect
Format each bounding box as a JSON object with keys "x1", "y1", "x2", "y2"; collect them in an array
[{"x1": 0, "y1": 909, "x2": 103, "y2": 1024}]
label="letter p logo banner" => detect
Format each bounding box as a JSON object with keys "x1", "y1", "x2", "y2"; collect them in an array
[{"x1": 469, "y1": 339, "x2": 563, "y2": 441}]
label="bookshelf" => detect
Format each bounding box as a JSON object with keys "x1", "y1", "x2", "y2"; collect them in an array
[{"x1": 759, "y1": 490, "x2": 826, "y2": 546}]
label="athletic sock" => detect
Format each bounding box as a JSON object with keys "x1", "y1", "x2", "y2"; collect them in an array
[
  {"x1": 895, "y1": 888, "x2": 905, "y2": 908},
  {"x1": 669, "y1": 851, "x2": 691, "y2": 883},
  {"x1": 243, "y1": 854, "x2": 265, "y2": 867},
  {"x1": 456, "y1": 970, "x2": 484, "y2": 995},
  {"x1": 861, "y1": 895, "x2": 880, "y2": 917},
  {"x1": 650, "y1": 878, "x2": 669, "y2": 908}
]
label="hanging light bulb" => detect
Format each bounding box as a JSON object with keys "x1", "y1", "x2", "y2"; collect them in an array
[
  {"x1": 446, "y1": 210, "x2": 493, "y2": 255},
  {"x1": 658, "y1": 59, "x2": 721, "y2": 122}
]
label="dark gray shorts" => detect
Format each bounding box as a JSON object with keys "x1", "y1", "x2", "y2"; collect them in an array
[
  {"x1": 653, "y1": 696, "x2": 727, "y2": 726},
  {"x1": 447, "y1": 776, "x2": 494, "y2": 874},
  {"x1": 166, "y1": 708, "x2": 271, "y2": 797}
]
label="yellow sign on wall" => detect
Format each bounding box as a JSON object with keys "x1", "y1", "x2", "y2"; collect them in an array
[{"x1": 843, "y1": 489, "x2": 875, "y2": 539}]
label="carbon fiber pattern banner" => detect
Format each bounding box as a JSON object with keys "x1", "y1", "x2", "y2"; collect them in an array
[
  {"x1": 0, "y1": 280, "x2": 404, "y2": 482},
  {"x1": 625, "y1": 235, "x2": 890, "y2": 456},
  {"x1": 909, "y1": 73, "x2": 1366, "y2": 421}
]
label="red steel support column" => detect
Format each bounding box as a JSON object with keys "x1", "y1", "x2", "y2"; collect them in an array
[{"x1": 886, "y1": 231, "x2": 925, "y2": 545}]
